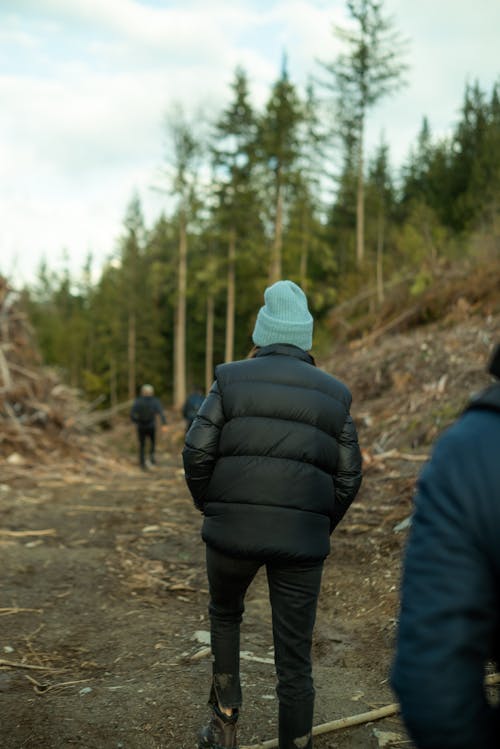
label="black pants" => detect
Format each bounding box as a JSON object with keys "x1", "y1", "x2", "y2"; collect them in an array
[
  {"x1": 137, "y1": 426, "x2": 155, "y2": 467},
  {"x1": 206, "y1": 545, "x2": 323, "y2": 749}
]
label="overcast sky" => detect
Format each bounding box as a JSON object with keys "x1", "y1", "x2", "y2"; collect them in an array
[{"x1": 1, "y1": 0, "x2": 499, "y2": 286}]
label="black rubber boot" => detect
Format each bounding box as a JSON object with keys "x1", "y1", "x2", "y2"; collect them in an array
[{"x1": 198, "y1": 704, "x2": 238, "y2": 749}]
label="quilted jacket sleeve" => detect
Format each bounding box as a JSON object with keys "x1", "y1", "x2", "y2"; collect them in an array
[
  {"x1": 182, "y1": 381, "x2": 225, "y2": 511},
  {"x1": 330, "y1": 414, "x2": 362, "y2": 530},
  {"x1": 391, "y1": 414, "x2": 500, "y2": 749}
]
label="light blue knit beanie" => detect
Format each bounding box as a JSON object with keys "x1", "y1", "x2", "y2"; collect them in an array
[{"x1": 252, "y1": 280, "x2": 313, "y2": 351}]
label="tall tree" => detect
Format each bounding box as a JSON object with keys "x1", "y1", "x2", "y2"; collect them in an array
[
  {"x1": 212, "y1": 67, "x2": 259, "y2": 362},
  {"x1": 401, "y1": 116, "x2": 433, "y2": 207},
  {"x1": 119, "y1": 194, "x2": 146, "y2": 399},
  {"x1": 366, "y1": 137, "x2": 395, "y2": 303},
  {"x1": 293, "y1": 81, "x2": 328, "y2": 289},
  {"x1": 144, "y1": 213, "x2": 177, "y2": 395},
  {"x1": 91, "y1": 263, "x2": 124, "y2": 406},
  {"x1": 164, "y1": 106, "x2": 201, "y2": 409},
  {"x1": 319, "y1": 0, "x2": 408, "y2": 266},
  {"x1": 257, "y1": 56, "x2": 305, "y2": 282},
  {"x1": 449, "y1": 81, "x2": 500, "y2": 230}
]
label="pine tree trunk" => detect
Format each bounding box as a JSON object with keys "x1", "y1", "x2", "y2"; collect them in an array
[
  {"x1": 270, "y1": 171, "x2": 284, "y2": 283},
  {"x1": 356, "y1": 122, "x2": 365, "y2": 267},
  {"x1": 127, "y1": 310, "x2": 136, "y2": 399},
  {"x1": 110, "y1": 357, "x2": 117, "y2": 410},
  {"x1": 299, "y1": 204, "x2": 309, "y2": 288},
  {"x1": 376, "y1": 211, "x2": 385, "y2": 305},
  {"x1": 205, "y1": 294, "x2": 214, "y2": 395},
  {"x1": 225, "y1": 229, "x2": 236, "y2": 363},
  {"x1": 173, "y1": 212, "x2": 187, "y2": 410}
]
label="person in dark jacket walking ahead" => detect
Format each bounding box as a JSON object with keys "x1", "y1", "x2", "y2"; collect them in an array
[
  {"x1": 130, "y1": 384, "x2": 167, "y2": 469},
  {"x1": 392, "y1": 343, "x2": 500, "y2": 749},
  {"x1": 183, "y1": 280, "x2": 363, "y2": 749},
  {"x1": 182, "y1": 387, "x2": 205, "y2": 433}
]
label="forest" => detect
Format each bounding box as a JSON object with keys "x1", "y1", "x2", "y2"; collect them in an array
[
  {"x1": 21, "y1": 2, "x2": 500, "y2": 413},
  {"x1": 1, "y1": 3, "x2": 500, "y2": 748}
]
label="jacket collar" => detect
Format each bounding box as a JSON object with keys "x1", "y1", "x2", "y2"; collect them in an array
[
  {"x1": 254, "y1": 343, "x2": 314, "y2": 365},
  {"x1": 465, "y1": 383, "x2": 500, "y2": 415}
]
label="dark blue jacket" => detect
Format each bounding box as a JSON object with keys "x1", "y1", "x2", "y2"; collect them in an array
[
  {"x1": 130, "y1": 396, "x2": 166, "y2": 430},
  {"x1": 392, "y1": 383, "x2": 500, "y2": 748},
  {"x1": 182, "y1": 391, "x2": 205, "y2": 427},
  {"x1": 182, "y1": 344, "x2": 362, "y2": 561}
]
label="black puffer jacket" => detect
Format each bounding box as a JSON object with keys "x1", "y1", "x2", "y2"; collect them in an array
[
  {"x1": 182, "y1": 344, "x2": 362, "y2": 561},
  {"x1": 392, "y1": 382, "x2": 500, "y2": 749}
]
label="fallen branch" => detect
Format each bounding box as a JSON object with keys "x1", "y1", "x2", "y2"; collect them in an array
[
  {"x1": 0, "y1": 659, "x2": 62, "y2": 672},
  {"x1": 382, "y1": 449, "x2": 428, "y2": 462},
  {"x1": 0, "y1": 607, "x2": 43, "y2": 616},
  {"x1": 0, "y1": 345, "x2": 11, "y2": 388},
  {"x1": 0, "y1": 528, "x2": 56, "y2": 537},
  {"x1": 25, "y1": 674, "x2": 92, "y2": 694},
  {"x1": 368, "y1": 448, "x2": 428, "y2": 463},
  {"x1": 71, "y1": 399, "x2": 133, "y2": 428},
  {"x1": 189, "y1": 647, "x2": 211, "y2": 662},
  {"x1": 6, "y1": 362, "x2": 41, "y2": 381},
  {"x1": 188, "y1": 648, "x2": 275, "y2": 665},
  {"x1": 4, "y1": 401, "x2": 36, "y2": 449},
  {"x1": 241, "y1": 673, "x2": 500, "y2": 749},
  {"x1": 331, "y1": 274, "x2": 414, "y2": 317},
  {"x1": 352, "y1": 305, "x2": 419, "y2": 349},
  {"x1": 240, "y1": 704, "x2": 399, "y2": 749},
  {"x1": 66, "y1": 505, "x2": 134, "y2": 513}
]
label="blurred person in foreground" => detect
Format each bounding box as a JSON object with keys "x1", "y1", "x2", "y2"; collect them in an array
[
  {"x1": 392, "y1": 343, "x2": 500, "y2": 749},
  {"x1": 182, "y1": 280, "x2": 362, "y2": 749},
  {"x1": 130, "y1": 384, "x2": 167, "y2": 470}
]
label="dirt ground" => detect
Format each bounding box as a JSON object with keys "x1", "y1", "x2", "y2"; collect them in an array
[{"x1": 1, "y1": 309, "x2": 498, "y2": 749}]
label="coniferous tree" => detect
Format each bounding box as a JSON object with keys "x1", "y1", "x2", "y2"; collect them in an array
[
  {"x1": 144, "y1": 213, "x2": 177, "y2": 396},
  {"x1": 451, "y1": 81, "x2": 500, "y2": 231},
  {"x1": 212, "y1": 67, "x2": 261, "y2": 362},
  {"x1": 164, "y1": 106, "x2": 202, "y2": 409},
  {"x1": 292, "y1": 81, "x2": 330, "y2": 291},
  {"x1": 120, "y1": 194, "x2": 146, "y2": 399},
  {"x1": 257, "y1": 56, "x2": 306, "y2": 282},
  {"x1": 365, "y1": 137, "x2": 395, "y2": 303},
  {"x1": 319, "y1": 0, "x2": 408, "y2": 266},
  {"x1": 401, "y1": 117, "x2": 433, "y2": 208},
  {"x1": 91, "y1": 262, "x2": 124, "y2": 405}
]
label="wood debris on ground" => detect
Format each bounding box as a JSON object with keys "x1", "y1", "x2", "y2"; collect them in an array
[{"x1": 0, "y1": 276, "x2": 140, "y2": 473}]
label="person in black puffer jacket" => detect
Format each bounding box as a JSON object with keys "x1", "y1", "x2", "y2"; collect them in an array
[
  {"x1": 392, "y1": 343, "x2": 500, "y2": 749},
  {"x1": 182, "y1": 280, "x2": 362, "y2": 749}
]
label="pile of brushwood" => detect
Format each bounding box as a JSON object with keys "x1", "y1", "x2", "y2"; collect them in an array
[{"x1": 0, "y1": 277, "x2": 87, "y2": 462}]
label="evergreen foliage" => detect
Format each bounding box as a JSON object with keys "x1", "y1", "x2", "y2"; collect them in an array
[{"x1": 22, "y1": 18, "x2": 500, "y2": 409}]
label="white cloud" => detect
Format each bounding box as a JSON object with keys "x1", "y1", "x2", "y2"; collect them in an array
[
  {"x1": 0, "y1": 0, "x2": 499, "y2": 285},
  {"x1": 3, "y1": 0, "x2": 261, "y2": 65}
]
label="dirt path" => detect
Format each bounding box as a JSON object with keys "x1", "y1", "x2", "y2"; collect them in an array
[
  {"x1": 3, "y1": 308, "x2": 499, "y2": 748},
  {"x1": 0, "y1": 433, "x2": 415, "y2": 749}
]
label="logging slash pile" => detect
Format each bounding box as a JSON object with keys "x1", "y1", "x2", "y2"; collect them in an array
[{"x1": 0, "y1": 277, "x2": 85, "y2": 461}]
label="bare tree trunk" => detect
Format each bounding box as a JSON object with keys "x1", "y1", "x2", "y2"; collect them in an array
[
  {"x1": 225, "y1": 229, "x2": 236, "y2": 363},
  {"x1": 356, "y1": 121, "x2": 365, "y2": 267},
  {"x1": 376, "y1": 211, "x2": 385, "y2": 305},
  {"x1": 270, "y1": 172, "x2": 283, "y2": 283},
  {"x1": 110, "y1": 357, "x2": 117, "y2": 410},
  {"x1": 422, "y1": 220, "x2": 437, "y2": 267},
  {"x1": 173, "y1": 212, "x2": 187, "y2": 410},
  {"x1": 299, "y1": 204, "x2": 309, "y2": 289},
  {"x1": 205, "y1": 294, "x2": 214, "y2": 395},
  {"x1": 127, "y1": 310, "x2": 136, "y2": 399}
]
